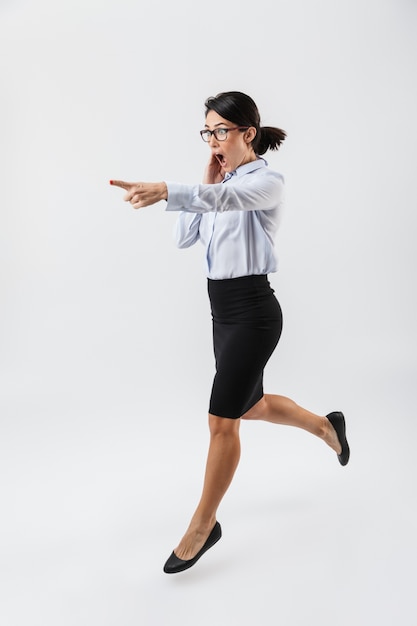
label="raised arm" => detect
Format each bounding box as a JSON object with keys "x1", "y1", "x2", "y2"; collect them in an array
[{"x1": 202, "y1": 153, "x2": 225, "y2": 184}]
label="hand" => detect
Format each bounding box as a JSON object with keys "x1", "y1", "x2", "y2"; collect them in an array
[
  {"x1": 109, "y1": 180, "x2": 167, "y2": 208},
  {"x1": 203, "y1": 154, "x2": 225, "y2": 184}
]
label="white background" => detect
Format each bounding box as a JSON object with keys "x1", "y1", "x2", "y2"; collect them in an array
[{"x1": 1, "y1": 0, "x2": 416, "y2": 624}]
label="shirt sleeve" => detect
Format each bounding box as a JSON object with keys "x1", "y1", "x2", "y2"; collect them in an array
[
  {"x1": 174, "y1": 212, "x2": 202, "y2": 248},
  {"x1": 165, "y1": 172, "x2": 284, "y2": 214}
]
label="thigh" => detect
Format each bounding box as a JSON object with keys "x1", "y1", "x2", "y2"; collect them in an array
[{"x1": 210, "y1": 323, "x2": 281, "y2": 419}]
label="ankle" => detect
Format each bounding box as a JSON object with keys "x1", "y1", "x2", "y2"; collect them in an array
[
  {"x1": 318, "y1": 415, "x2": 330, "y2": 440},
  {"x1": 189, "y1": 515, "x2": 217, "y2": 534}
]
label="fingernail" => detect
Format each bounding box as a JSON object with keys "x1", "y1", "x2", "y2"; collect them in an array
[{"x1": 109, "y1": 180, "x2": 114, "y2": 185}]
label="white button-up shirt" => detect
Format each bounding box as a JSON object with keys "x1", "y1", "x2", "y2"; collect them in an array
[{"x1": 165, "y1": 158, "x2": 284, "y2": 280}]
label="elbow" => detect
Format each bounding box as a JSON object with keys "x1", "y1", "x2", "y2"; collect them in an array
[
  {"x1": 174, "y1": 235, "x2": 198, "y2": 249},
  {"x1": 179, "y1": 239, "x2": 198, "y2": 249}
]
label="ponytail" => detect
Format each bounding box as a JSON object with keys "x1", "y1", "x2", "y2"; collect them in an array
[{"x1": 255, "y1": 126, "x2": 286, "y2": 155}]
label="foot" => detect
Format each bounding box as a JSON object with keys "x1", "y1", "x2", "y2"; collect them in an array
[
  {"x1": 322, "y1": 415, "x2": 343, "y2": 455},
  {"x1": 173, "y1": 519, "x2": 217, "y2": 561},
  {"x1": 163, "y1": 521, "x2": 222, "y2": 574},
  {"x1": 326, "y1": 411, "x2": 350, "y2": 466}
]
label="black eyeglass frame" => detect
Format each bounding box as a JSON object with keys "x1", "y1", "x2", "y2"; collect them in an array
[{"x1": 199, "y1": 126, "x2": 250, "y2": 142}]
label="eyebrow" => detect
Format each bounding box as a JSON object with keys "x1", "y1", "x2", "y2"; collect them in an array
[{"x1": 204, "y1": 122, "x2": 231, "y2": 129}]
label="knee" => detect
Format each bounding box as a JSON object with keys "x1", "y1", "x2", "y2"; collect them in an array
[{"x1": 208, "y1": 413, "x2": 241, "y2": 437}]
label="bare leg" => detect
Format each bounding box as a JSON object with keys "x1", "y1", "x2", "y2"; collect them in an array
[
  {"x1": 241, "y1": 394, "x2": 342, "y2": 454},
  {"x1": 172, "y1": 396, "x2": 340, "y2": 560},
  {"x1": 173, "y1": 414, "x2": 241, "y2": 560}
]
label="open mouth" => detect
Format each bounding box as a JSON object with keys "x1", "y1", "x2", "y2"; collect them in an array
[{"x1": 215, "y1": 153, "x2": 226, "y2": 166}]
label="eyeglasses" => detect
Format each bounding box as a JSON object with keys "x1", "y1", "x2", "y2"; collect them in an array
[{"x1": 199, "y1": 126, "x2": 249, "y2": 142}]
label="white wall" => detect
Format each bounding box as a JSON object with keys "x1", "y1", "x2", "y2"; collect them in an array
[
  {"x1": 1, "y1": 1, "x2": 416, "y2": 624},
  {"x1": 1, "y1": 0, "x2": 416, "y2": 412}
]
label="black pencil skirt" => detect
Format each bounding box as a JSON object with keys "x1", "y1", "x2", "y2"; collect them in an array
[{"x1": 208, "y1": 274, "x2": 283, "y2": 419}]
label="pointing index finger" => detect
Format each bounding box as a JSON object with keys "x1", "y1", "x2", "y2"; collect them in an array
[{"x1": 109, "y1": 180, "x2": 132, "y2": 190}]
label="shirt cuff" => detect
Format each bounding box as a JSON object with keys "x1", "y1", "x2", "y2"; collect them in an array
[{"x1": 165, "y1": 181, "x2": 195, "y2": 212}]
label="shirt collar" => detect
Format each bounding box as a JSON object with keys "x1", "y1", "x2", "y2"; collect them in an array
[{"x1": 229, "y1": 157, "x2": 268, "y2": 179}]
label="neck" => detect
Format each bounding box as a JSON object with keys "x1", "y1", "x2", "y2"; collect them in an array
[{"x1": 240, "y1": 150, "x2": 257, "y2": 167}]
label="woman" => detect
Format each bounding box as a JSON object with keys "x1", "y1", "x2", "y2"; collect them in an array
[{"x1": 110, "y1": 91, "x2": 350, "y2": 574}]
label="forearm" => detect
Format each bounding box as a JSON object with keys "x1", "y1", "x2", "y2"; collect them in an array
[{"x1": 165, "y1": 178, "x2": 283, "y2": 214}]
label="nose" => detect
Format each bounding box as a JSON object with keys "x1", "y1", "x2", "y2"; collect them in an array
[{"x1": 208, "y1": 133, "x2": 219, "y2": 146}]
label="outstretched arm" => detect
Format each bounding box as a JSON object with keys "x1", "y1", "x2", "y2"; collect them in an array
[{"x1": 110, "y1": 180, "x2": 167, "y2": 209}]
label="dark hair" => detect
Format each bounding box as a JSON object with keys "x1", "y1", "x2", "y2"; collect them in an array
[{"x1": 204, "y1": 91, "x2": 286, "y2": 155}]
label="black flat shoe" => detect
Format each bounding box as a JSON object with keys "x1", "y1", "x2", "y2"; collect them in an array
[
  {"x1": 163, "y1": 521, "x2": 222, "y2": 574},
  {"x1": 326, "y1": 411, "x2": 350, "y2": 466}
]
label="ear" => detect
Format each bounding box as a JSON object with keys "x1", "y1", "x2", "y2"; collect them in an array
[{"x1": 245, "y1": 127, "x2": 257, "y2": 144}]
